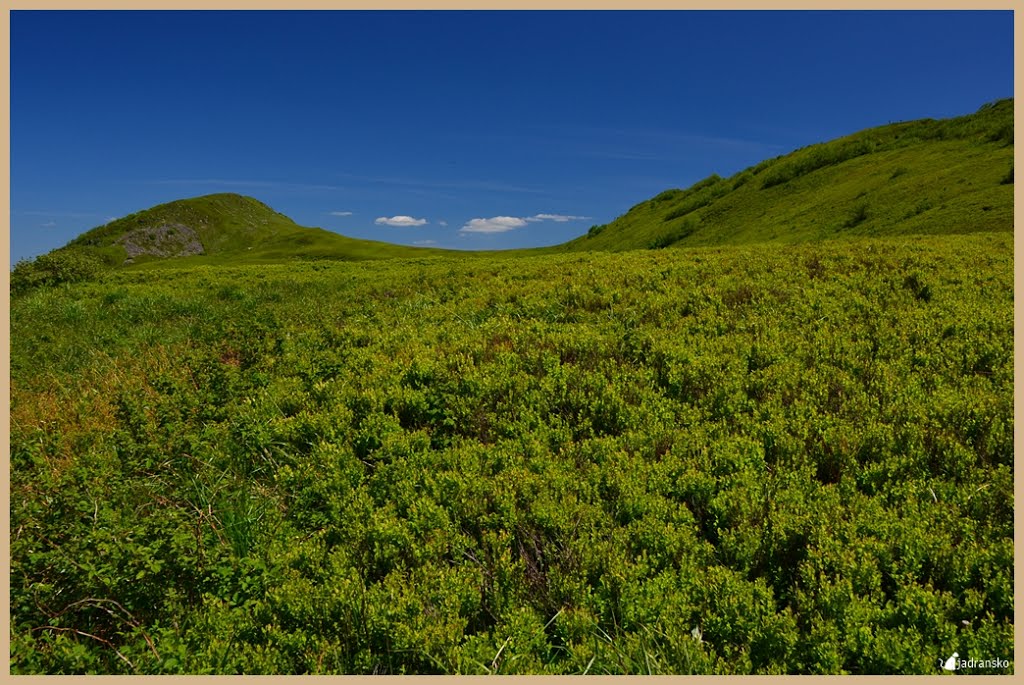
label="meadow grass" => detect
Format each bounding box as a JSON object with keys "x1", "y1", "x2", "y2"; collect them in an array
[{"x1": 9, "y1": 232, "x2": 1013, "y2": 674}]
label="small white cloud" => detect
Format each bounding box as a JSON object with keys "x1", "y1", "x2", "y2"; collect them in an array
[
  {"x1": 531, "y1": 213, "x2": 590, "y2": 222},
  {"x1": 330, "y1": 211, "x2": 353, "y2": 217},
  {"x1": 40, "y1": 221, "x2": 57, "y2": 227},
  {"x1": 458, "y1": 212, "x2": 590, "y2": 233},
  {"x1": 375, "y1": 215, "x2": 428, "y2": 227},
  {"x1": 438, "y1": 220, "x2": 448, "y2": 227},
  {"x1": 460, "y1": 216, "x2": 528, "y2": 234},
  {"x1": 413, "y1": 239, "x2": 437, "y2": 245}
]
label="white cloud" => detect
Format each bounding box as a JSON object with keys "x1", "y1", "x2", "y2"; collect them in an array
[
  {"x1": 413, "y1": 240, "x2": 437, "y2": 245},
  {"x1": 531, "y1": 213, "x2": 589, "y2": 222},
  {"x1": 438, "y1": 220, "x2": 448, "y2": 227},
  {"x1": 459, "y1": 216, "x2": 528, "y2": 234},
  {"x1": 375, "y1": 215, "x2": 428, "y2": 227},
  {"x1": 330, "y1": 211, "x2": 353, "y2": 217},
  {"x1": 459, "y1": 212, "x2": 590, "y2": 233}
]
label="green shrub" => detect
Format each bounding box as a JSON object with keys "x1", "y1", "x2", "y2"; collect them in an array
[
  {"x1": 650, "y1": 189, "x2": 684, "y2": 204},
  {"x1": 9, "y1": 234, "x2": 1014, "y2": 674},
  {"x1": 761, "y1": 140, "x2": 874, "y2": 189},
  {"x1": 10, "y1": 249, "x2": 106, "y2": 296},
  {"x1": 649, "y1": 218, "x2": 699, "y2": 249},
  {"x1": 844, "y1": 203, "x2": 870, "y2": 228}
]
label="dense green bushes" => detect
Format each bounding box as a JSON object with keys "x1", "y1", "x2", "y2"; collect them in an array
[
  {"x1": 649, "y1": 218, "x2": 699, "y2": 249},
  {"x1": 760, "y1": 139, "x2": 876, "y2": 189},
  {"x1": 661, "y1": 176, "x2": 730, "y2": 223},
  {"x1": 10, "y1": 249, "x2": 107, "y2": 295},
  {"x1": 9, "y1": 233, "x2": 1014, "y2": 674}
]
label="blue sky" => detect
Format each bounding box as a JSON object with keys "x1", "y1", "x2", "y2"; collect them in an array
[{"x1": 10, "y1": 10, "x2": 1013, "y2": 262}]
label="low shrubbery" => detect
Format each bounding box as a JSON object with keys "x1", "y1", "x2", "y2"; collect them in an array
[
  {"x1": 10, "y1": 249, "x2": 106, "y2": 295},
  {"x1": 9, "y1": 233, "x2": 1014, "y2": 674}
]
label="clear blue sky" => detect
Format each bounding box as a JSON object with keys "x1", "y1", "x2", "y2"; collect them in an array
[{"x1": 10, "y1": 10, "x2": 1014, "y2": 262}]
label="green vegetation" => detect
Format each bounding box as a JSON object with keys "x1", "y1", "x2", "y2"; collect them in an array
[
  {"x1": 10, "y1": 101, "x2": 1012, "y2": 291},
  {"x1": 10, "y1": 249, "x2": 106, "y2": 296},
  {"x1": 566, "y1": 99, "x2": 1013, "y2": 252},
  {"x1": 9, "y1": 99, "x2": 1014, "y2": 674},
  {"x1": 58, "y1": 192, "x2": 451, "y2": 271},
  {"x1": 10, "y1": 232, "x2": 1013, "y2": 674}
]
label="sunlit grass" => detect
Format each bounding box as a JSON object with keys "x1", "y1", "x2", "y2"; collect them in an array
[{"x1": 10, "y1": 232, "x2": 1013, "y2": 674}]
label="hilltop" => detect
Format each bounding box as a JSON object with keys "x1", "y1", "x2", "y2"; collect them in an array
[
  {"x1": 66, "y1": 193, "x2": 451, "y2": 265},
  {"x1": 10, "y1": 193, "x2": 452, "y2": 293},
  {"x1": 562, "y1": 98, "x2": 1013, "y2": 252}
]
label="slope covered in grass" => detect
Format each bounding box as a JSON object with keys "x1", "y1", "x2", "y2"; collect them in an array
[
  {"x1": 10, "y1": 232, "x2": 1013, "y2": 674},
  {"x1": 11, "y1": 193, "x2": 454, "y2": 294},
  {"x1": 67, "y1": 193, "x2": 304, "y2": 259},
  {"x1": 564, "y1": 99, "x2": 1013, "y2": 252},
  {"x1": 13, "y1": 99, "x2": 1012, "y2": 292}
]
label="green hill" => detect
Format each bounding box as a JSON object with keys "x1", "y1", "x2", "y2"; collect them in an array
[
  {"x1": 12, "y1": 99, "x2": 1013, "y2": 296},
  {"x1": 563, "y1": 98, "x2": 1013, "y2": 252},
  {"x1": 67, "y1": 193, "x2": 451, "y2": 265},
  {"x1": 11, "y1": 193, "x2": 452, "y2": 293}
]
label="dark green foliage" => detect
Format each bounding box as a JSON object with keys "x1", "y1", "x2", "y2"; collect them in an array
[
  {"x1": 649, "y1": 218, "x2": 699, "y2": 249},
  {"x1": 650, "y1": 189, "x2": 684, "y2": 204},
  {"x1": 845, "y1": 202, "x2": 870, "y2": 228},
  {"x1": 10, "y1": 233, "x2": 1014, "y2": 674},
  {"x1": 986, "y1": 122, "x2": 1013, "y2": 146},
  {"x1": 760, "y1": 139, "x2": 875, "y2": 189},
  {"x1": 689, "y1": 173, "x2": 723, "y2": 192},
  {"x1": 661, "y1": 175, "x2": 730, "y2": 223},
  {"x1": 10, "y1": 249, "x2": 107, "y2": 295}
]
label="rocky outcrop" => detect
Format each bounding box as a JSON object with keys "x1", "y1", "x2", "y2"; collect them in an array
[{"x1": 116, "y1": 223, "x2": 205, "y2": 264}]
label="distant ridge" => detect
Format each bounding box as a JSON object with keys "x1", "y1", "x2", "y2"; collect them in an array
[
  {"x1": 12, "y1": 99, "x2": 1013, "y2": 295},
  {"x1": 10, "y1": 193, "x2": 454, "y2": 293},
  {"x1": 64, "y1": 193, "x2": 450, "y2": 266},
  {"x1": 560, "y1": 98, "x2": 1013, "y2": 252}
]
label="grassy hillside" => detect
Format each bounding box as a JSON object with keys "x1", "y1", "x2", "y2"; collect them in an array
[
  {"x1": 10, "y1": 232, "x2": 1013, "y2": 674},
  {"x1": 67, "y1": 193, "x2": 303, "y2": 260},
  {"x1": 11, "y1": 194, "x2": 451, "y2": 294},
  {"x1": 71, "y1": 193, "x2": 453, "y2": 264},
  {"x1": 564, "y1": 99, "x2": 1013, "y2": 252},
  {"x1": 12, "y1": 100, "x2": 1012, "y2": 293}
]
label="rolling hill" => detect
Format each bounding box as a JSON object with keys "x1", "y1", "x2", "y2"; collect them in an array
[
  {"x1": 10, "y1": 193, "x2": 453, "y2": 293},
  {"x1": 65, "y1": 193, "x2": 452, "y2": 265},
  {"x1": 11, "y1": 98, "x2": 1013, "y2": 296},
  {"x1": 562, "y1": 98, "x2": 1013, "y2": 252}
]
